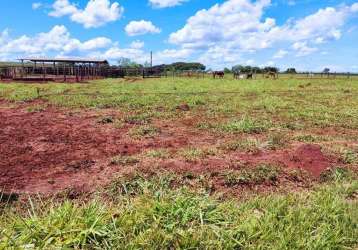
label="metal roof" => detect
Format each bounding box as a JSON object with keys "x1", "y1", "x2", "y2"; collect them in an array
[{"x1": 18, "y1": 58, "x2": 108, "y2": 64}]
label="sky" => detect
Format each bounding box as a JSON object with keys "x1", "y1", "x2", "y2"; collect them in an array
[{"x1": 0, "y1": 0, "x2": 358, "y2": 71}]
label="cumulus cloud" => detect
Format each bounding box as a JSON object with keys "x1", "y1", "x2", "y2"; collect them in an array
[
  {"x1": 292, "y1": 41, "x2": 318, "y2": 57},
  {"x1": 49, "y1": 0, "x2": 123, "y2": 28},
  {"x1": 130, "y1": 40, "x2": 145, "y2": 49},
  {"x1": 352, "y1": 3, "x2": 358, "y2": 12},
  {"x1": 273, "y1": 49, "x2": 288, "y2": 59},
  {"x1": 149, "y1": 0, "x2": 188, "y2": 8},
  {"x1": 0, "y1": 25, "x2": 113, "y2": 59},
  {"x1": 169, "y1": 0, "x2": 358, "y2": 61},
  {"x1": 125, "y1": 20, "x2": 161, "y2": 36}
]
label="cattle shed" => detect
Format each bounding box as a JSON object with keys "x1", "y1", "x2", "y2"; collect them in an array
[{"x1": 0, "y1": 58, "x2": 109, "y2": 82}]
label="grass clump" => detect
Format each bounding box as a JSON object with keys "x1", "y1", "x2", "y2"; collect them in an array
[
  {"x1": 220, "y1": 117, "x2": 270, "y2": 134},
  {"x1": 1, "y1": 180, "x2": 357, "y2": 249},
  {"x1": 224, "y1": 164, "x2": 280, "y2": 186},
  {"x1": 222, "y1": 138, "x2": 261, "y2": 153},
  {"x1": 295, "y1": 134, "x2": 317, "y2": 143},
  {"x1": 178, "y1": 147, "x2": 219, "y2": 162},
  {"x1": 145, "y1": 149, "x2": 171, "y2": 159},
  {"x1": 320, "y1": 167, "x2": 354, "y2": 182},
  {"x1": 178, "y1": 148, "x2": 205, "y2": 162},
  {"x1": 110, "y1": 155, "x2": 140, "y2": 166},
  {"x1": 129, "y1": 125, "x2": 160, "y2": 138},
  {"x1": 267, "y1": 132, "x2": 288, "y2": 150},
  {"x1": 341, "y1": 149, "x2": 358, "y2": 164},
  {"x1": 124, "y1": 113, "x2": 152, "y2": 125}
]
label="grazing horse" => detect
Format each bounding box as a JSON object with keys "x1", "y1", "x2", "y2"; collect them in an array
[
  {"x1": 265, "y1": 71, "x2": 278, "y2": 79},
  {"x1": 234, "y1": 72, "x2": 253, "y2": 79},
  {"x1": 213, "y1": 71, "x2": 225, "y2": 79}
]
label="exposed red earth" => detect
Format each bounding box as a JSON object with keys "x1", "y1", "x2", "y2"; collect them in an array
[{"x1": 0, "y1": 101, "x2": 337, "y2": 195}]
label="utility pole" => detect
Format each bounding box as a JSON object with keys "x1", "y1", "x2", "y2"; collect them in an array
[{"x1": 150, "y1": 51, "x2": 153, "y2": 68}]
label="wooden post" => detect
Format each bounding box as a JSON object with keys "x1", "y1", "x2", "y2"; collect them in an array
[
  {"x1": 42, "y1": 62, "x2": 45, "y2": 81},
  {"x1": 21, "y1": 60, "x2": 24, "y2": 78}
]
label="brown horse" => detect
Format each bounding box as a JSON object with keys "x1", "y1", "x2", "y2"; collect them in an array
[
  {"x1": 213, "y1": 71, "x2": 225, "y2": 79},
  {"x1": 265, "y1": 71, "x2": 278, "y2": 79}
]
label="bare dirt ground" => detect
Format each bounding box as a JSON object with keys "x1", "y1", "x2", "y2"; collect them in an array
[{"x1": 0, "y1": 101, "x2": 340, "y2": 195}]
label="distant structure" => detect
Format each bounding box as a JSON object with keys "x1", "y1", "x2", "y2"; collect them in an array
[{"x1": 0, "y1": 58, "x2": 109, "y2": 82}]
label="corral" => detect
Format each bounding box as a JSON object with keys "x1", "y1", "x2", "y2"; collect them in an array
[{"x1": 0, "y1": 58, "x2": 109, "y2": 82}]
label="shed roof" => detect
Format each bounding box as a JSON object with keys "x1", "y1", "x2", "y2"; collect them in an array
[{"x1": 18, "y1": 58, "x2": 108, "y2": 64}]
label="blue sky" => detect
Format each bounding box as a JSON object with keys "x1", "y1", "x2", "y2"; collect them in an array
[{"x1": 0, "y1": 0, "x2": 357, "y2": 71}]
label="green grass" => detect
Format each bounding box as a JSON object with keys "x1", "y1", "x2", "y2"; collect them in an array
[
  {"x1": 1, "y1": 77, "x2": 358, "y2": 131},
  {"x1": 1, "y1": 77, "x2": 358, "y2": 249},
  {"x1": 223, "y1": 164, "x2": 280, "y2": 186},
  {"x1": 0, "y1": 179, "x2": 357, "y2": 249},
  {"x1": 219, "y1": 117, "x2": 271, "y2": 134}
]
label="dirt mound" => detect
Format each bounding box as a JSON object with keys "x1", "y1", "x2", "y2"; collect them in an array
[{"x1": 287, "y1": 144, "x2": 332, "y2": 177}]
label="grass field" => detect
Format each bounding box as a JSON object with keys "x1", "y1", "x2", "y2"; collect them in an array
[{"x1": 0, "y1": 76, "x2": 357, "y2": 249}]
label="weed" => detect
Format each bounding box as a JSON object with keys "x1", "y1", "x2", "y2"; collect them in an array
[
  {"x1": 320, "y1": 167, "x2": 353, "y2": 182},
  {"x1": 295, "y1": 134, "x2": 317, "y2": 142},
  {"x1": 145, "y1": 149, "x2": 170, "y2": 159},
  {"x1": 129, "y1": 125, "x2": 160, "y2": 138},
  {"x1": 220, "y1": 117, "x2": 270, "y2": 134},
  {"x1": 124, "y1": 113, "x2": 152, "y2": 125},
  {"x1": 110, "y1": 155, "x2": 140, "y2": 166},
  {"x1": 341, "y1": 149, "x2": 358, "y2": 164},
  {"x1": 267, "y1": 132, "x2": 288, "y2": 150},
  {"x1": 223, "y1": 164, "x2": 280, "y2": 186},
  {"x1": 222, "y1": 138, "x2": 261, "y2": 153},
  {"x1": 178, "y1": 148, "x2": 205, "y2": 162}
]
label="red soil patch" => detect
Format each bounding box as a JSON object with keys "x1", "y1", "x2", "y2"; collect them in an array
[
  {"x1": 286, "y1": 144, "x2": 332, "y2": 177},
  {"x1": 0, "y1": 106, "x2": 149, "y2": 194},
  {"x1": 0, "y1": 102, "x2": 337, "y2": 195}
]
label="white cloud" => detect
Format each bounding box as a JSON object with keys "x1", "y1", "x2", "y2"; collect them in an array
[
  {"x1": 32, "y1": 2, "x2": 42, "y2": 10},
  {"x1": 292, "y1": 41, "x2": 318, "y2": 57},
  {"x1": 125, "y1": 20, "x2": 161, "y2": 36},
  {"x1": 273, "y1": 49, "x2": 288, "y2": 59},
  {"x1": 81, "y1": 37, "x2": 112, "y2": 50},
  {"x1": 0, "y1": 25, "x2": 113, "y2": 60},
  {"x1": 130, "y1": 40, "x2": 145, "y2": 49},
  {"x1": 168, "y1": 0, "x2": 358, "y2": 66},
  {"x1": 149, "y1": 0, "x2": 188, "y2": 8},
  {"x1": 49, "y1": 0, "x2": 123, "y2": 28},
  {"x1": 97, "y1": 47, "x2": 147, "y2": 63},
  {"x1": 154, "y1": 48, "x2": 193, "y2": 63},
  {"x1": 352, "y1": 3, "x2": 358, "y2": 12}
]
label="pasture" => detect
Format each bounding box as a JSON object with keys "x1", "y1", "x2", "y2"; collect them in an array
[{"x1": 0, "y1": 76, "x2": 357, "y2": 249}]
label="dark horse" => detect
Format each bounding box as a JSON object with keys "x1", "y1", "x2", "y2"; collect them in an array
[{"x1": 213, "y1": 71, "x2": 225, "y2": 79}]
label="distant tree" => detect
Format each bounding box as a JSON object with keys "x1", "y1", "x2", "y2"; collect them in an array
[
  {"x1": 263, "y1": 66, "x2": 279, "y2": 73},
  {"x1": 285, "y1": 68, "x2": 297, "y2": 74},
  {"x1": 323, "y1": 68, "x2": 330, "y2": 74},
  {"x1": 224, "y1": 67, "x2": 232, "y2": 74},
  {"x1": 117, "y1": 57, "x2": 142, "y2": 68},
  {"x1": 143, "y1": 61, "x2": 151, "y2": 68},
  {"x1": 169, "y1": 62, "x2": 206, "y2": 71}
]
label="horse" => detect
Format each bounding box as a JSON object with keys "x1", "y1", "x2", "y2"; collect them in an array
[
  {"x1": 265, "y1": 71, "x2": 277, "y2": 79},
  {"x1": 213, "y1": 71, "x2": 225, "y2": 79},
  {"x1": 234, "y1": 72, "x2": 253, "y2": 79}
]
